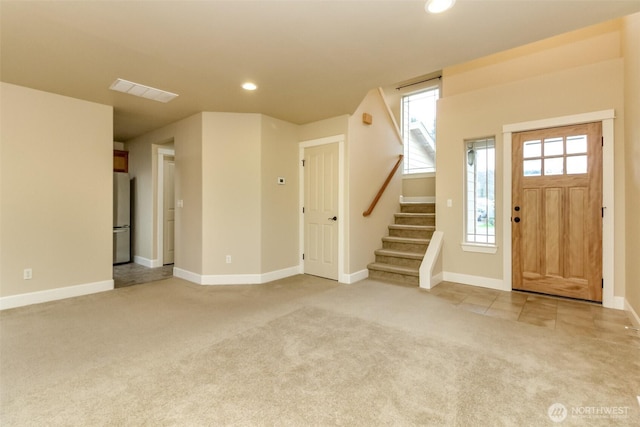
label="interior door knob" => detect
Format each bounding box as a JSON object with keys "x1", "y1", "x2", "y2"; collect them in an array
[
  {"x1": 514, "y1": 217, "x2": 521, "y2": 223},
  {"x1": 328, "y1": 216, "x2": 337, "y2": 221}
]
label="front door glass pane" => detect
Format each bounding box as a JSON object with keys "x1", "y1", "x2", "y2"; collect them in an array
[
  {"x1": 523, "y1": 140, "x2": 541, "y2": 158},
  {"x1": 566, "y1": 155, "x2": 588, "y2": 174},
  {"x1": 524, "y1": 159, "x2": 542, "y2": 176},
  {"x1": 544, "y1": 157, "x2": 564, "y2": 175},
  {"x1": 544, "y1": 137, "x2": 564, "y2": 156}
]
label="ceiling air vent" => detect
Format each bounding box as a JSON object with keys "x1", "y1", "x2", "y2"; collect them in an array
[{"x1": 109, "y1": 78, "x2": 178, "y2": 103}]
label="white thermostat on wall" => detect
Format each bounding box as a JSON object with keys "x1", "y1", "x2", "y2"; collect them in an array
[{"x1": 277, "y1": 177, "x2": 286, "y2": 185}]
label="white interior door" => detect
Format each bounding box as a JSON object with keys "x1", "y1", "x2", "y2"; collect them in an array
[
  {"x1": 304, "y1": 143, "x2": 339, "y2": 280},
  {"x1": 163, "y1": 156, "x2": 175, "y2": 265}
]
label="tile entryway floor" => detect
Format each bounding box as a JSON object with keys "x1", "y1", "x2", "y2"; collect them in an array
[
  {"x1": 113, "y1": 263, "x2": 173, "y2": 288},
  {"x1": 427, "y1": 281, "x2": 640, "y2": 348}
]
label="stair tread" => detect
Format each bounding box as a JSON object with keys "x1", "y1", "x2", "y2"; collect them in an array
[
  {"x1": 382, "y1": 236, "x2": 431, "y2": 244},
  {"x1": 374, "y1": 249, "x2": 424, "y2": 259},
  {"x1": 388, "y1": 224, "x2": 435, "y2": 230},
  {"x1": 367, "y1": 262, "x2": 419, "y2": 276},
  {"x1": 400, "y1": 202, "x2": 435, "y2": 205},
  {"x1": 395, "y1": 212, "x2": 435, "y2": 215}
]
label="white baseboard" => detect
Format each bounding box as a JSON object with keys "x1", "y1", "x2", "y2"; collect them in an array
[
  {"x1": 173, "y1": 267, "x2": 202, "y2": 284},
  {"x1": 608, "y1": 296, "x2": 625, "y2": 311},
  {"x1": 134, "y1": 256, "x2": 161, "y2": 268},
  {"x1": 342, "y1": 269, "x2": 368, "y2": 284},
  {"x1": 173, "y1": 266, "x2": 300, "y2": 286},
  {"x1": 625, "y1": 299, "x2": 640, "y2": 328},
  {"x1": 442, "y1": 271, "x2": 509, "y2": 292},
  {"x1": 0, "y1": 280, "x2": 114, "y2": 310},
  {"x1": 400, "y1": 196, "x2": 436, "y2": 204},
  {"x1": 431, "y1": 272, "x2": 444, "y2": 287}
]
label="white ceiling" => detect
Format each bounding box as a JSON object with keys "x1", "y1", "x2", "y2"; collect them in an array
[{"x1": 2, "y1": 0, "x2": 639, "y2": 141}]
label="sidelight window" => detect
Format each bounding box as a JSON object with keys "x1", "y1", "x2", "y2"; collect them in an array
[{"x1": 465, "y1": 137, "x2": 496, "y2": 245}]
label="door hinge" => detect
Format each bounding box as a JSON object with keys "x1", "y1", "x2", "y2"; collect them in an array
[
  {"x1": 602, "y1": 278, "x2": 604, "y2": 289},
  {"x1": 601, "y1": 207, "x2": 605, "y2": 218},
  {"x1": 601, "y1": 136, "x2": 604, "y2": 147},
  {"x1": 302, "y1": 207, "x2": 305, "y2": 214},
  {"x1": 302, "y1": 253, "x2": 305, "y2": 260},
  {"x1": 302, "y1": 159, "x2": 305, "y2": 167}
]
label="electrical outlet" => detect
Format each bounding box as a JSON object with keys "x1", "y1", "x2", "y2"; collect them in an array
[
  {"x1": 226, "y1": 255, "x2": 232, "y2": 264},
  {"x1": 23, "y1": 268, "x2": 32, "y2": 280}
]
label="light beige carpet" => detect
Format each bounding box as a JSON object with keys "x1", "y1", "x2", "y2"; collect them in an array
[{"x1": 1, "y1": 276, "x2": 638, "y2": 425}]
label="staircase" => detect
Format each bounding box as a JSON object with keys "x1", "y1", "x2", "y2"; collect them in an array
[{"x1": 367, "y1": 202, "x2": 435, "y2": 286}]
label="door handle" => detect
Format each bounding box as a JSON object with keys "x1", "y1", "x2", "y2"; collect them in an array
[
  {"x1": 514, "y1": 217, "x2": 521, "y2": 223},
  {"x1": 328, "y1": 216, "x2": 337, "y2": 221}
]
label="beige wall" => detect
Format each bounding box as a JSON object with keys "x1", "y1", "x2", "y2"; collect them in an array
[
  {"x1": 348, "y1": 89, "x2": 404, "y2": 273},
  {"x1": 437, "y1": 22, "x2": 627, "y2": 296},
  {"x1": 201, "y1": 113, "x2": 262, "y2": 274},
  {"x1": 129, "y1": 112, "x2": 301, "y2": 278},
  {"x1": 261, "y1": 116, "x2": 300, "y2": 273},
  {"x1": 127, "y1": 134, "x2": 153, "y2": 259},
  {"x1": 127, "y1": 114, "x2": 203, "y2": 273},
  {"x1": 298, "y1": 115, "x2": 349, "y2": 142},
  {"x1": 403, "y1": 177, "x2": 435, "y2": 198},
  {"x1": 169, "y1": 115, "x2": 204, "y2": 274},
  {"x1": 623, "y1": 13, "x2": 640, "y2": 317},
  {"x1": 0, "y1": 83, "x2": 113, "y2": 297}
]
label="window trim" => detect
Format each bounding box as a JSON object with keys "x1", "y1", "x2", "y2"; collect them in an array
[
  {"x1": 402, "y1": 171, "x2": 435, "y2": 179},
  {"x1": 461, "y1": 243, "x2": 498, "y2": 254}
]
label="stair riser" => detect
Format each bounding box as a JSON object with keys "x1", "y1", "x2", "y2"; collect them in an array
[
  {"x1": 382, "y1": 241, "x2": 428, "y2": 253},
  {"x1": 389, "y1": 229, "x2": 434, "y2": 239},
  {"x1": 395, "y1": 216, "x2": 435, "y2": 226},
  {"x1": 375, "y1": 255, "x2": 422, "y2": 269},
  {"x1": 401, "y1": 204, "x2": 435, "y2": 214},
  {"x1": 369, "y1": 269, "x2": 419, "y2": 286}
]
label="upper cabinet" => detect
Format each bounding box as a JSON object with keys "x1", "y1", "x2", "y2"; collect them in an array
[{"x1": 113, "y1": 150, "x2": 128, "y2": 172}]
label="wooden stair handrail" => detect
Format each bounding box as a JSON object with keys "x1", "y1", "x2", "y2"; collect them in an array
[{"x1": 363, "y1": 154, "x2": 404, "y2": 217}]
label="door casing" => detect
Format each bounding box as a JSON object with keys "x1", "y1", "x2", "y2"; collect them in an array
[
  {"x1": 162, "y1": 156, "x2": 176, "y2": 265},
  {"x1": 157, "y1": 147, "x2": 175, "y2": 267},
  {"x1": 502, "y1": 110, "x2": 619, "y2": 308}
]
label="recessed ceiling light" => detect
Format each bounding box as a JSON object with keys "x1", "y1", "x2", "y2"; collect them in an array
[
  {"x1": 109, "y1": 78, "x2": 178, "y2": 103},
  {"x1": 425, "y1": 0, "x2": 456, "y2": 14},
  {"x1": 242, "y1": 82, "x2": 258, "y2": 91}
]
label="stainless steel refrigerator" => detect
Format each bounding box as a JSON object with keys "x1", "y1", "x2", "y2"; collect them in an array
[{"x1": 113, "y1": 172, "x2": 131, "y2": 264}]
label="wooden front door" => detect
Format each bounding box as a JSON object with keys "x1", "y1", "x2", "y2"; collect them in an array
[
  {"x1": 304, "y1": 143, "x2": 339, "y2": 280},
  {"x1": 512, "y1": 123, "x2": 602, "y2": 301}
]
